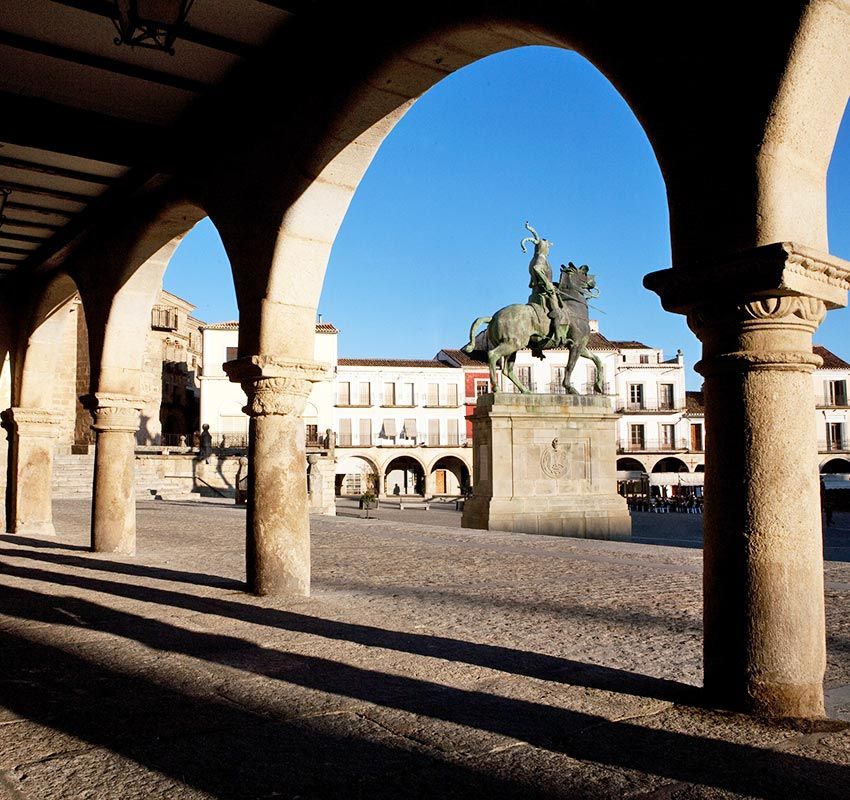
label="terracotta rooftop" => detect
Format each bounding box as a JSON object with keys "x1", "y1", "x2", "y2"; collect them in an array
[
  {"x1": 200, "y1": 321, "x2": 239, "y2": 331},
  {"x1": 338, "y1": 358, "x2": 458, "y2": 369},
  {"x1": 438, "y1": 349, "x2": 487, "y2": 367},
  {"x1": 686, "y1": 391, "x2": 705, "y2": 413},
  {"x1": 201, "y1": 322, "x2": 339, "y2": 333},
  {"x1": 610, "y1": 340, "x2": 651, "y2": 349},
  {"x1": 814, "y1": 345, "x2": 850, "y2": 370}
]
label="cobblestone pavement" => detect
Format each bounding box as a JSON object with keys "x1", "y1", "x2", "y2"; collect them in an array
[{"x1": 0, "y1": 499, "x2": 848, "y2": 799}]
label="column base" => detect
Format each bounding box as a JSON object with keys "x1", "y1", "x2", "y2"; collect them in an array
[
  {"x1": 11, "y1": 521, "x2": 56, "y2": 537},
  {"x1": 706, "y1": 679, "x2": 825, "y2": 719}
]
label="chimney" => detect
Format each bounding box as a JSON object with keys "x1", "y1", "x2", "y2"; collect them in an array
[{"x1": 589, "y1": 319, "x2": 599, "y2": 333}]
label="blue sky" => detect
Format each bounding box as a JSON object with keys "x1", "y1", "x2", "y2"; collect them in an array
[{"x1": 165, "y1": 46, "x2": 850, "y2": 390}]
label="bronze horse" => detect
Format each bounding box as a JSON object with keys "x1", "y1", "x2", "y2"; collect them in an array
[{"x1": 462, "y1": 224, "x2": 604, "y2": 395}]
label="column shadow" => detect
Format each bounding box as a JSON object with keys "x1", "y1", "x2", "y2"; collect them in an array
[{"x1": 2, "y1": 587, "x2": 848, "y2": 799}]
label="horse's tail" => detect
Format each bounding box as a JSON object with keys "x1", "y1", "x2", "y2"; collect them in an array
[{"x1": 461, "y1": 316, "x2": 492, "y2": 353}]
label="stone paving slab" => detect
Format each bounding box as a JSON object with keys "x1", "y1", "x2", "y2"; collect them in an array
[{"x1": 0, "y1": 499, "x2": 848, "y2": 798}]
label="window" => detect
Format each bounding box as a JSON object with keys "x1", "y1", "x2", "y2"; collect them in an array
[
  {"x1": 552, "y1": 366, "x2": 565, "y2": 390},
  {"x1": 639, "y1": 354, "x2": 650, "y2": 364},
  {"x1": 338, "y1": 382, "x2": 351, "y2": 406},
  {"x1": 659, "y1": 384, "x2": 674, "y2": 410},
  {"x1": 338, "y1": 419, "x2": 352, "y2": 446},
  {"x1": 225, "y1": 346, "x2": 238, "y2": 363},
  {"x1": 427, "y1": 383, "x2": 440, "y2": 406},
  {"x1": 428, "y1": 419, "x2": 440, "y2": 446},
  {"x1": 402, "y1": 418, "x2": 417, "y2": 440},
  {"x1": 446, "y1": 384, "x2": 459, "y2": 406},
  {"x1": 630, "y1": 424, "x2": 645, "y2": 449},
  {"x1": 826, "y1": 380, "x2": 848, "y2": 406},
  {"x1": 475, "y1": 379, "x2": 490, "y2": 398},
  {"x1": 381, "y1": 418, "x2": 397, "y2": 440},
  {"x1": 827, "y1": 422, "x2": 845, "y2": 451},
  {"x1": 383, "y1": 382, "x2": 395, "y2": 406},
  {"x1": 629, "y1": 384, "x2": 644, "y2": 409},
  {"x1": 151, "y1": 306, "x2": 178, "y2": 330},
  {"x1": 305, "y1": 424, "x2": 319, "y2": 447},
  {"x1": 403, "y1": 382, "x2": 414, "y2": 405},
  {"x1": 690, "y1": 424, "x2": 703, "y2": 452},
  {"x1": 359, "y1": 418, "x2": 372, "y2": 446},
  {"x1": 516, "y1": 366, "x2": 532, "y2": 391},
  {"x1": 447, "y1": 418, "x2": 460, "y2": 446},
  {"x1": 661, "y1": 424, "x2": 675, "y2": 447},
  {"x1": 359, "y1": 383, "x2": 371, "y2": 406}
]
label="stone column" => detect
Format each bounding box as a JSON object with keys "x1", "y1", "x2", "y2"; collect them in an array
[
  {"x1": 376, "y1": 469, "x2": 385, "y2": 497},
  {"x1": 645, "y1": 242, "x2": 850, "y2": 718},
  {"x1": 0, "y1": 407, "x2": 61, "y2": 535},
  {"x1": 424, "y1": 470, "x2": 437, "y2": 499},
  {"x1": 87, "y1": 394, "x2": 142, "y2": 554},
  {"x1": 225, "y1": 356, "x2": 330, "y2": 596}
]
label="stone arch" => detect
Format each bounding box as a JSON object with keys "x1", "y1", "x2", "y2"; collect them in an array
[
  {"x1": 821, "y1": 457, "x2": 850, "y2": 474},
  {"x1": 17, "y1": 273, "x2": 81, "y2": 411},
  {"x1": 652, "y1": 457, "x2": 689, "y2": 474},
  {"x1": 694, "y1": 464, "x2": 705, "y2": 473},
  {"x1": 335, "y1": 454, "x2": 379, "y2": 496},
  {"x1": 756, "y1": 0, "x2": 850, "y2": 250},
  {"x1": 4, "y1": 272, "x2": 85, "y2": 535},
  {"x1": 428, "y1": 454, "x2": 471, "y2": 496},
  {"x1": 384, "y1": 454, "x2": 427, "y2": 497},
  {"x1": 616, "y1": 457, "x2": 646, "y2": 473},
  {"x1": 231, "y1": 23, "x2": 670, "y2": 362}
]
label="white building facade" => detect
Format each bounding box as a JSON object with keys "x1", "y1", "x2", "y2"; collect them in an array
[{"x1": 198, "y1": 319, "x2": 850, "y2": 499}]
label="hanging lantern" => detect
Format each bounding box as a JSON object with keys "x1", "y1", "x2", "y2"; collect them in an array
[{"x1": 112, "y1": 0, "x2": 196, "y2": 55}]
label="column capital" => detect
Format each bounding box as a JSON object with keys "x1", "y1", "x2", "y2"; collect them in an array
[
  {"x1": 0, "y1": 407, "x2": 62, "y2": 437},
  {"x1": 82, "y1": 393, "x2": 143, "y2": 433},
  {"x1": 644, "y1": 242, "x2": 850, "y2": 314},
  {"x1": 224, "y1": 355, "x2": 332, "y2": 418}
]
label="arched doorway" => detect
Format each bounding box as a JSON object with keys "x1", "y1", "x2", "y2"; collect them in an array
[
  {"x1": 428, "y1": 455, "x2": 471, "y2": 496},
  {"x1": 385, "y1": 456, "x2": 425, "y2": 497},
  {"x1": 335, "y1": 455, "x2": 379, "y2": 497}
]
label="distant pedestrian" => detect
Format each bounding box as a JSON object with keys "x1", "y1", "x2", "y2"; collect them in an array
[
  {"x1": 393, "y1": 483, "x2": 401, "y2": 496},
  {"x1": 199, "y1": 424, "x2": 212, "y2": 464}
]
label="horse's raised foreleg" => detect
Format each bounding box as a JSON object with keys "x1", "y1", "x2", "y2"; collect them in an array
[
  {"x1": 503, "y1": 352, "x2": 531, "y2": 393},
  {"x1": 461, "y1": 316, "x2": 492, "y2": 354}
]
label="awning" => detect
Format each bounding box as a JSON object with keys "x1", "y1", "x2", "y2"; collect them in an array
[
  {"x1": 402, "y1": 419, "x2": 416, "y2": 438},
  {"x1": 382, "y1": 419, "x2": 397, "y2": 437},
  {"x1": 650, "y1": 472, "x2": 704, "y2": 487}
]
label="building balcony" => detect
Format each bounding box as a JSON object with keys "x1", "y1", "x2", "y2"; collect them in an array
[
  {"x1": 816, "y1": 395, "x2": 850, "y2": 408},
  {"x1": 819, "y1": 440, "x2": 850, "y2": 453},
  {"x1": 616, "y1": 401, "x2": 685, "y2": 413},
  {"x1": 335, "y1": 403, "x2": 373, "y2": 408},
  {"x1": 618, "y1": 438, "x2": 690, "y2": 454}
]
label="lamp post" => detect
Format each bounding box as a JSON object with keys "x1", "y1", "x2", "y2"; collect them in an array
[{"x1": 111, "y1": 0, "x2": 196, "y2": 55}]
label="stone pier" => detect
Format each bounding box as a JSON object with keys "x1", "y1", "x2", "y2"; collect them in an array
[{"x1": 462, "y1": 393, "x2": 631, "y2": 540}]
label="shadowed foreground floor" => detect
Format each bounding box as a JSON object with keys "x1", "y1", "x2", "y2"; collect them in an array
[{"x1": 1, "y1": 499, "x2": 849, "y2": 799}]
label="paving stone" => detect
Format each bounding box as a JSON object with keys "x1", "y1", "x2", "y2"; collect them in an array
[{"x1": 0, "y1": 499, "x2": 847, "y2": 798}]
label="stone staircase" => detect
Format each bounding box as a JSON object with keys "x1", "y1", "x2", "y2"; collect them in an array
[
  {"x1": 52, "y1": 452, "x2": 95, "y2": 498},
  {"x1": 50, "y1": 452, "x2": 240, "y2": 502}
]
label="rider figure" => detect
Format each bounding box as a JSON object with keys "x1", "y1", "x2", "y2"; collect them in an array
[{"x1": 527, "y1": 245, "x2": 569, "y2": 351}]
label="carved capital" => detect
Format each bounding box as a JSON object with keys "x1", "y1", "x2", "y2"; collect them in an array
[
  {"x1": 84, "y1": 394, "x2": 143, "y2": 433},
  {"x1": 224, "y1": 355, "x2": 332, "y2": 419},
  {"x1": 687, "y1": 295, "x2": 827, "y2": 337},
  {"x1": 645, "y1": 242, "x2": 850, "y2": 315},
  {"x1": 242, "y1": 376, "x2": 313, "y2": 418},
  {"x1": 0, "y1": 407, "x2": 62, "y2": 438}
]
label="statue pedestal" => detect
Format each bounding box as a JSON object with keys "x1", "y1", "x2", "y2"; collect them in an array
[{"x1": 462, "y1": 394, "x2": 631, "y2": 541}]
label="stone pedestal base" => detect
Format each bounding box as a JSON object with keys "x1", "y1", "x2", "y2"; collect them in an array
[
  {"x1": 308, "y1": 453, "x2": 336, "y2": 516},
  {"x1": 462, "y1": 394, "x2": 630, "y2": 541}
]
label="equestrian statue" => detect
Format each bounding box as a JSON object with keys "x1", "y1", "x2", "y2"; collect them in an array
[{"x1": 461, "y1": 222, "x2": 605, "y2": 395}]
